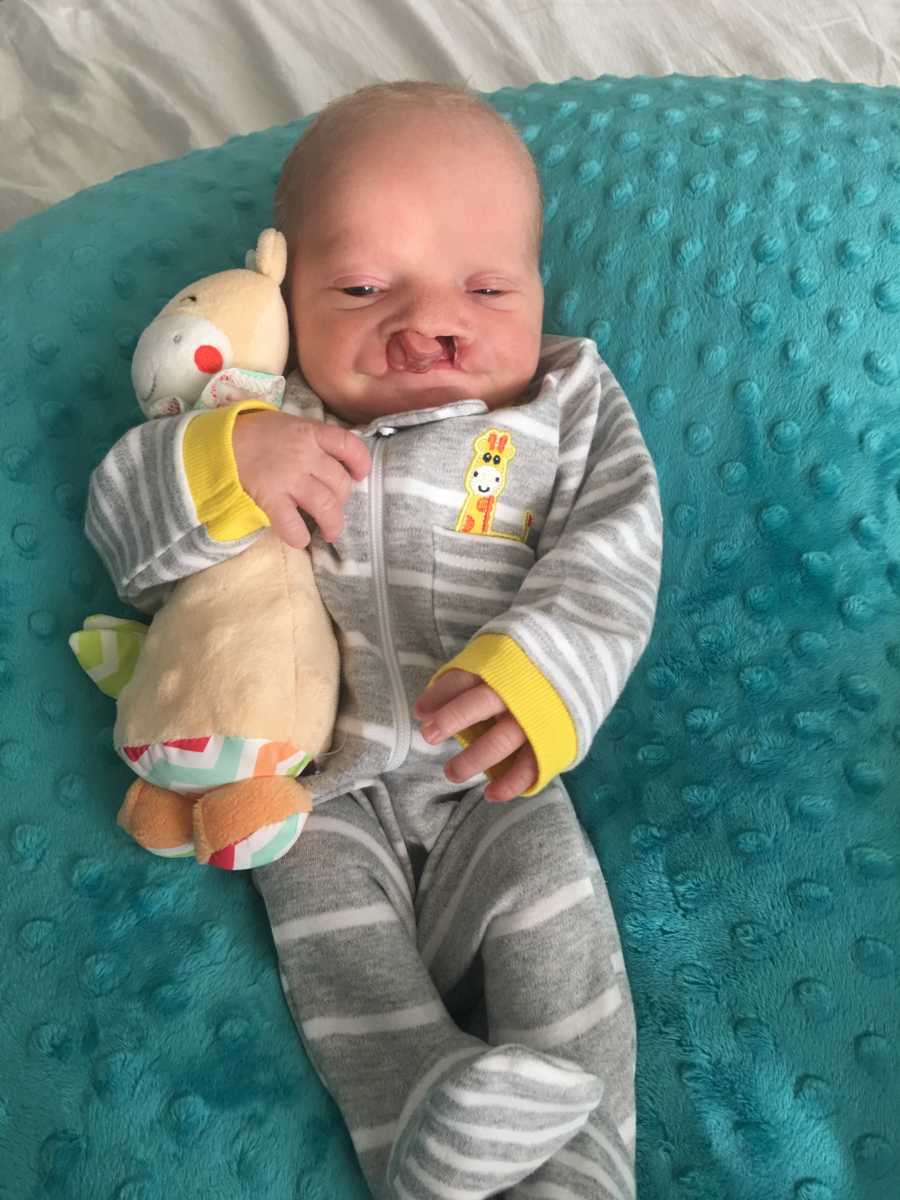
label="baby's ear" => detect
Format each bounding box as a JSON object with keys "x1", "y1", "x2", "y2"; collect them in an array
[{"x1": 251, "y1": 228, "x2": 288, "y2": 286}]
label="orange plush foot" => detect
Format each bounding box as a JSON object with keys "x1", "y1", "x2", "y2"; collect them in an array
[
  {"x1": 117, "y1": 778, "x2": 195, "y2": 858},
  {"x1": 192, "y1": 776, "x2": 313, "y2": 870}
]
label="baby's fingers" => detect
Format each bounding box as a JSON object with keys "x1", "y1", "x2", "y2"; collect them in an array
[
  {"x1": 311, "y1": 452, "x2": 354, "y2": 508},
  {"x1": 420, "y1": 682, "x2": 504, "y2": 744},
  {"x1": 443, "y1": 714, "x2": 526, "y2": 783},
  {"x1": 315, "y1": 425, "x2": 372, "y2": 480},
  {"x1": 267, "y1": 496, "x2": 311, "y2": 549},
  {"x1": 484, "y1": 743, "x2": 539, "y2": 803},
  {"x1": 300, "y1": 476, "x2": 349, "y2": 542},
  {"x1": 414, "y1": 669, "x2": 480, "y2": 720}
]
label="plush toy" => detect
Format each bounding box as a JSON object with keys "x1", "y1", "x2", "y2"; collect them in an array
[{"x1": 69, "y1": 229, "x2": 339, "y2": 870}]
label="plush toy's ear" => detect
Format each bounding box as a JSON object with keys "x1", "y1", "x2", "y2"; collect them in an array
[{"x1": 249, "y1": 228, "x2": 288, "y2": 286}]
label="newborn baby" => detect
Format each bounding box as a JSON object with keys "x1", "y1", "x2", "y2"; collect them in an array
[{"x1": 87, "y1": 80, "x2": 662, "y2": 1200}]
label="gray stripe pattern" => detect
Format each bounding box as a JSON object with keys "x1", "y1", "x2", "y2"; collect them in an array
[
  {"x1": 85, "y1": 333, "x2": 662, "y2": 845},
  {"x1": 254, "y1": 775, "x2": 636, "y2": 1200},
  {"x1": 85, "y1": 408, "x2": 262, "y2": 613},
  {"x1": 87, "y1": 333, "x2": 654, "y2": 1196},
  {"x1": 84, "y1": 334, "x2": 662, "y2": 853}
]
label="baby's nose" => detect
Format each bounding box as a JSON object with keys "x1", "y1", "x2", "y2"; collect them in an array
[{"x1": 387, "y1": 330, "x2": 451, "y2": 372}]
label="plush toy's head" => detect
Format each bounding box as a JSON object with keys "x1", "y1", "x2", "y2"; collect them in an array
[{"x1": 131, "y1": 228, "x2": 289, "y2": 418}]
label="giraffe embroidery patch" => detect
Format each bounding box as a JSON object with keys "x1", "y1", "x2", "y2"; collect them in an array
[{"x1": 454, "y1": 428, "x2": 533, "y2": 543}]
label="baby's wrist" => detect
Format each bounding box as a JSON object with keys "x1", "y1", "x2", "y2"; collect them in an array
[{"x1": 231, "y1": 409, "x2": 278, "y2": 479}]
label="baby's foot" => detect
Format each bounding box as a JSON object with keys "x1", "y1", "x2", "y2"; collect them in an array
[
  {"x1": 387, "y1": 1043, "x2": 603, "y2": 1199},
  {"x1": 506, "y1": 1107, "x2": 636, "y2": 1199}
]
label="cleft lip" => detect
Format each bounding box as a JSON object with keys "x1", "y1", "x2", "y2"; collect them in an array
[
  {"x1": 407, "y1": 358, "x2": 438, "y2": 374},
  {"x1": 387, "y1": 334, "x2": 461, "y2": 373}
]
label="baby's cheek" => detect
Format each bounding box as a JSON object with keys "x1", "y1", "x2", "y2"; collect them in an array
[{"x1": 296, "y1": 319, "x2": 342, "y2": 383}]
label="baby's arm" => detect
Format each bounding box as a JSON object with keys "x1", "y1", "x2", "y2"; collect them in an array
[
  {"x1": 86, "y1": 400, "x2": 279, "y2": 612},
  {"x1": 87, "y1": 400, "x2": 370, "y2": 613},
  {"x1": 417, "y1": 339, "x2": 662, "y2": 797}
]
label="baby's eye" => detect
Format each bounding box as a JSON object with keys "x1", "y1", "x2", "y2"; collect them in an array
[
  {"x1": 472, "y1": 288, "x2": 504, "y2": 296},
  {"x1": 341, "y1": 285, "x2": 379, "y2": 297}
]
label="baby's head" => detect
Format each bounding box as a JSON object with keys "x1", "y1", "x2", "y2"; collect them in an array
[{"x1": 275, "y1": 81, "x2": 545, "y2": 424}]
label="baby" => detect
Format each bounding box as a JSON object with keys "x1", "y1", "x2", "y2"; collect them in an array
[{"x1": 87, "y1": 81, "x2": 661, "y2": 1200}]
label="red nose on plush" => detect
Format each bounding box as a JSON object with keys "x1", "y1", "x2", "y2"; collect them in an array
[{"x1": 194, "y1": 344, "x2": 224, "y2": 373}]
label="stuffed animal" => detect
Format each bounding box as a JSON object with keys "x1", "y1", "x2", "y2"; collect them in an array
[{"x1": 70, "y1": 229, "x2": 340, "y2": 870}]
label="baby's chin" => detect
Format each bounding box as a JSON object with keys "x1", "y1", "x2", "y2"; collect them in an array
[{"x1": 324, "y1": 372, "x2": 515, "y2": 423}]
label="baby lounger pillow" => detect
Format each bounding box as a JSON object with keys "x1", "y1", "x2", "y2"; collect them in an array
[{"x1": 1, "y1": 73, "x2": 898, "y2": 1199}]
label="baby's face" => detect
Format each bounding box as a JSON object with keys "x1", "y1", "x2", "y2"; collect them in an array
[{"x1": 285, "y1": 113, "x2": 544, "y2": 424}]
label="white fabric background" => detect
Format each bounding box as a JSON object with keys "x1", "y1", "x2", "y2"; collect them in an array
[{"x1": 2, "y1": 0, "x2": 899, "y2": 231}]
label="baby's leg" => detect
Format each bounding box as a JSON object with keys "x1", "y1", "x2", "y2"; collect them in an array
[
  {"x1": 418, "y1": 783, "x2": 636, "y2": 1200},
  {"x1": 253, "y1": 790, "x2": 604, "y2": 1200}
]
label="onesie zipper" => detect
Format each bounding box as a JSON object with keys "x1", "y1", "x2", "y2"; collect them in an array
[{"x1": 369, "y1": 427, "x2": 411, "y2": 773}]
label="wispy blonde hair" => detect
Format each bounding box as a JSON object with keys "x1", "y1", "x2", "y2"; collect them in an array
[{"x1": 274, "y1": 80, "x2": 543, "y2": 258}]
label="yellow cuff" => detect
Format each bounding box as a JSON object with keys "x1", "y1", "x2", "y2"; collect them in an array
[
  {"x1": 431, "y1": 632, "x2": 578, "y2": 795},
  {"x1": 182, "y1": 400, "x2": 276, "y2": 542}
]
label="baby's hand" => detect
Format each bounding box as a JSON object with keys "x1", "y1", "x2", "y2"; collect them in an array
[
  {"x1": 232, "y1": 410, "x2": 371, "y2": 548},
  {"x1": 413, "y1": 669, "x2": 538, "y2": 802}
]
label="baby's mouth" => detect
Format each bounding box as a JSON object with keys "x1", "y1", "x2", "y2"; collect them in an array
[
  {"x1": 435, "y1": 336, "x2": 457, "y2": 367},
  {"x1": 386, "y1": 333, "x2": 457, "y2": 373}
]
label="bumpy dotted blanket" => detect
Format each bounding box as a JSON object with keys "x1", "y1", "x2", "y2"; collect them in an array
[{"x1": 1, "y1": 74, "x2": 897, "y2": 1200}]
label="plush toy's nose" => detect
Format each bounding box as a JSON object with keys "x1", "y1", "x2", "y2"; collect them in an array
[
  {"x1": 194, "y1": 344, "x2": 224, "y2": 374},
  {"x1": 386, "y1": 330, "x2": 454, "y2": 372}
]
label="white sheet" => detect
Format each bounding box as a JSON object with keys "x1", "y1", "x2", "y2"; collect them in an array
[{"x1": 2, "y1": 0, "x2": 899, "y2": 231}]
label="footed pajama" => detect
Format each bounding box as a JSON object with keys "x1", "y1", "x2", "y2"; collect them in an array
[
  {"x1": 254, "y1": 763, "x2": 636, "y2": 1200},
  {"x1": 85, "y1": 333, "x2": 661, "y2": 1198}
]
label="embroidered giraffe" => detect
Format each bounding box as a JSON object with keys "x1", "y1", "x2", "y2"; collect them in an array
[{"x1": 454, "y1": 428, "x2": 533, "y2": 542}]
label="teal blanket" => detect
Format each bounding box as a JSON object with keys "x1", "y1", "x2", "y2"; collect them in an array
[{"x1": 1, "y1": 74, "x2": 898, "y2": 1199}]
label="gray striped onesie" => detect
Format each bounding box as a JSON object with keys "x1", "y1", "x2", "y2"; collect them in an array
[{"x1": 86, "y1": 334, "x2": 662, "y2": 1200}]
